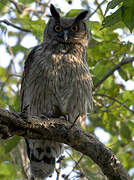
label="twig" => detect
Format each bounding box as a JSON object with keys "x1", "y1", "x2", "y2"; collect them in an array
[
  {"x1": 7, "y1": 46, "x2": 17, "y2": 74},
  {"x1": 8, "y1": 74, "x2": 22, "y2": 78},
  {"x1": 94, "y1": 0, "x2": 104, "y2": 18},
  {"x1": 10, "y1": 0, "x2": 46, "y2": 15},
  {"x1": 56, "y1": 155, "x2": 65, "y2": 180},
  {"x1": 94, "y1": 57, "x2": 134, "y2": 89},
  {"x1": 88, "y1": 0, "x2": 106, "y2": 18},
  {"x1": 69, "y1": 114, "x2": 80, "y2": 129},
  {"x1": 0, "y1": 20, "x2": 31, "y2": 32},
  {"x1": 22, "y1": 7, "x2": 44, "y2": 14},
  {"x1": 9, "y1": 0, "x2": 23, "y2": 13},
  {"x1": 95, "y1": 93, "x2": 134, "y2": 114},
  {"x1": 65, "y1": 152, "x2": 84, "y2": 179}
]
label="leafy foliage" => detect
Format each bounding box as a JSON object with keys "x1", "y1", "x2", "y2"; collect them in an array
[
  {"x1": 103, "y1": 0, "x2": 134, "y2": 32},
  {"x1": 0, "y1": 0, "x2": 134, "y2": 179}
]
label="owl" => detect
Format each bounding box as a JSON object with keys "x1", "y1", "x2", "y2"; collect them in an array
[{"x1": 20, "y1": 4, "x2": 92, "y2": 179}]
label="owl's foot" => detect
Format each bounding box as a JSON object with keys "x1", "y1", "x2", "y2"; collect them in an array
[
  {"x1": 20, "y1": 104, "x2": 29, "y2": 120},
  {"x1": 12, "y1": 110, "x2": 21, "y2": 118},
  {"x1": 59, "y1": 115, "x2": 69, "y2": 121},
  {"x1": 0, "y1": 125, "x2": 10, "y2": 139},
  {"x1": 12, "y1": 110, "x2": 27, "y2": 122},
  {"x1": 40, "y1": 114, "x2": 50, "y2": 120},
  {"x1": 40, "y1": 113, "x2": 69, "y2": 122}
]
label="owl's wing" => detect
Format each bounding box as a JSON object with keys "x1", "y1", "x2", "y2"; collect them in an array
[{"x1": 20, "y1": 44, "x2": 42, "y2": 112}]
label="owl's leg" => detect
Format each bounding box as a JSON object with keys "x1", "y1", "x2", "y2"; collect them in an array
[{"x1": 25, "y1": 139, "x2": 64, "y2": 179}]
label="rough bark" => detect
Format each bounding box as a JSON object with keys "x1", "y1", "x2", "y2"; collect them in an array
[{"x1": 0, "y1": 108, "x2": 130, "y2": 180}]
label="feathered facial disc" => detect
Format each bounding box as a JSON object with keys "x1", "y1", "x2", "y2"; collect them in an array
[{"x1": 44, "y1": 4, "x2": 89, "y2": 46}]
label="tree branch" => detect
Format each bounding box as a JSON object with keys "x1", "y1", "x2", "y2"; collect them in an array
[
  {"x1": 95, "y1": 93, "x2": 134, "y2": 114},
  {"x1": 88, "y1": 0, "x2": 106, "y2": 19},
  {"x1": 0, "y1": 108, "x2": 130, "y2": 180},
  {"x1": 94, "y1": 0, "x2": 104, "y2": 18},
  {"x1": 9, "y1": 0, "x2": 23, "y2": 14},
  {"x1": 94, "y1": 57, "x2": 134, "y2": 89},
  {"x1": 0, "y1": 20, "x2": 31, "y2": 32}
]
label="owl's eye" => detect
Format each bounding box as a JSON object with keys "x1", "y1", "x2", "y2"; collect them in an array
[
  {"x1": 54, "y1": 25, "x2": 62, "y2": 32},
  {"x1": 70, "y1": 25, "x2": 78, "y2": 32}
]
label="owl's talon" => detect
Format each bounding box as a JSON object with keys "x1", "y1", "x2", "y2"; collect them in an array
[
  {"x1": 12, "y1": 111, "x2": 20, "y2": 118},
  {"x1": 59, "y1": 115, "x2": 69, "y2": 121},
  {"x1": 0, "y1": 125, "x2": 10, "y2": 139},
  {"x1": 40, "y1": 114, "x2": 49, "y2": 120},
  {"x1": 20, "y1": 104, "x2": 29, "y2": 120}
]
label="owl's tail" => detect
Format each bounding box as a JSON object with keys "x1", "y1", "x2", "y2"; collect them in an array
[{"x1": 25, "y1": 139, "x2": 64, "y2": 179}]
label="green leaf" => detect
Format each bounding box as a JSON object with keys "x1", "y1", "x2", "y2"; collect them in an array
[
  {"x1": 5, "y1": 136, "x2": 20, "y2": 153},
  {"x1": 16, "y1": 16, "x2": 45, "y2": 41},
  {"x1": 105, "y1": 0, "x2": 123, "y2": 15},
  {"x1": 102, "y1": 8, "x2": 122, "y2": 29},
  {"x1": 18, "y1": 0, "x2": 34, "y2": 4},
  {"x1": 0, "y1": 162, "x2": 20, "y2": 179},
  {"x1": 0, "y1": 0, "x2": 9, "y2": 13},
  {"x1": 103, "y1": 76, "x2": 115, "y2": 90},
  {"x1": 12, "y1": 45, "x2": 26, "y2": 54},
  {"x1": 65, "y1": 9, "x2": 82, "y2": 17},
  {"x1": 0, "y1": 66, "x2": 7, "y2": 81},
  {"x1": 119, "y1": 62, "x2": 134, "y2": 81},
  {"x1": 121, "y1": 0, "x2": 134, "y2": 32},
  {"x1": 10, "y1": 95, "x2": 20, "y2": 111},
  {"x1": 0, "y1": 145, "x2": 11, "y2": 162},
  {"x1": 120, "y1": 122, "x2": 131, "y2": 141},
  {"x1": 122, "y1": 91, "x2": 134, "y2": 104}
]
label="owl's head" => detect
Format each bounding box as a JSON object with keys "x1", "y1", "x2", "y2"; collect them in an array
[{"x1": 43, "y1": 4, "x2": 89, "y2": 47}]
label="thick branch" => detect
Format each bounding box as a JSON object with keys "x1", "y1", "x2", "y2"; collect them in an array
[
  {"x1": 0, "y1": 108, "x2": 130, "y2": 180},
  {"x1": 94, "y1": 57, "x2": 134, "y2": 89}
]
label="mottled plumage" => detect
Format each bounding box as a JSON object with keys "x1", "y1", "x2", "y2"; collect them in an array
[{"x1": 20, "y1": 4, "x2": 92, "y2": 179}]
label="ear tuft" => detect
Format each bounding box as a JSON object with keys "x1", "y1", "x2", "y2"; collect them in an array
[
  {"x1": 50, "y1": 4, "x2": 60, "y2": 21},
  {"x1": 75, "y1": 10, "x2": 89, "y2": 21}
]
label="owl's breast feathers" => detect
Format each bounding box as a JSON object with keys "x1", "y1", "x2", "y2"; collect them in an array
[{"x1": 21, "y1": 43, "x2": 92, "y2": 117}]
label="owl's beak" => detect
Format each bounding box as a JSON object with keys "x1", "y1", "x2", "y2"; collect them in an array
[{"x1": 63, "y1": 30, "x2": 69, "y2": 42}]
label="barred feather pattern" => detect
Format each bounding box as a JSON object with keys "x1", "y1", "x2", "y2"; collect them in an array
[{"x1": 20, "y1": 8, "x2": 92, "y2": 179}]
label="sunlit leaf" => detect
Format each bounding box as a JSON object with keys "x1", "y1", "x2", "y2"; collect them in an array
[
  {"x1": 18, "y1": 0, "x2": 34, "y2": 4},
  {"x1": 120, "y1": 122, "x2": 131, "y2": 141},
  {"x1": 0, "y1": 0, "x2": 9, "y2": 14},
  {"x1": 102, "y1": 8, "x2": 122, "y2": 29},
  {"x1": 65, "y1": 9, "x2": 82, "y2": 17},
  {"x1": 0, "y1": 66, "x2": 7, "y2": 81},
  {"x1": 121, "y1": 0, "x2": 134, "y2": 32},
  {"x1": 14, "y1": 15, "x2": 45, "y2": 41},
  {"x1": 104, "y1": 0, "x2": 123, "y2": 15},
  {"x1": 0, "y1": 162, "x2": 20, "y2": 179},
  {"x1": 4, "y1": 136, "x2": 20, "y2": 153}
]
